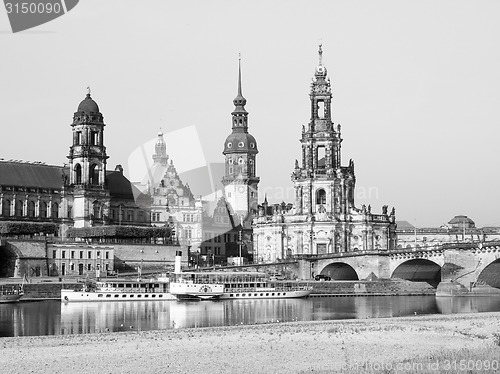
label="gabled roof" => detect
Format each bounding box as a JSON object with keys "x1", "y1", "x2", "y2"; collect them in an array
[{"x1": 0, "y1": 161, "x2": 67, "y2": 190}]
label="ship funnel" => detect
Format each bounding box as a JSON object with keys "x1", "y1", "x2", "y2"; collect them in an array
[{"x1": 174, "y1": 251, "x2": 182, "y2": 274}]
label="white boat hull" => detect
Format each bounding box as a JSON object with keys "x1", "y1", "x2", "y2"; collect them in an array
[
  {"x1": 61, "y1": 289, "x2": 177, "y2": 302},
  {"x1": 219, "y1": 289, "x2": 312, "y2": 299}
]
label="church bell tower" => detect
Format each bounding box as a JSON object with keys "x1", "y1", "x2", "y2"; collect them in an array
[
  {"x1": 221, "y1": 59, "x2": 260, "y2": 220},
  {"x1": 67, "y1": 88, "x2": 110, "y2": 227},
  {"x1": 292, "y1": 45, "x2": 356, "y2": 219}
]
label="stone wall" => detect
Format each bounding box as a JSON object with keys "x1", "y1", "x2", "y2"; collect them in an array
[{"x1": 113, "y1": 244, "x2": 187, "y2": 272}]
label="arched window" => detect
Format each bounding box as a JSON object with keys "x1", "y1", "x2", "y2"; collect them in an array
[
  {"x1": 51, "y1": 202, "x2": 59, "y2": 218},
  {"x1": 90, "y1": 164, "x2": 99, "y2": 185},
  {"x1": 40, "y1": 202, "x2": 47, "y2": 218},
  {"x1": 2, "y1": 199, "x2": 10, "y2": 216},
  {"x1": 93, "y1": 201, "x2": 100, "y2": 219},
  {"x1": 28, "y1": 201, "x2": 36, "y2": 217},
  {"x1": 15, "y1": 200, "x2": 23, "y2": 216},
  {"x1": 316, "y1": 189, "x2": 326, "y2": 205},
  {"x1": 75, "y1": 164, "x2": 82, "y2": 184}
]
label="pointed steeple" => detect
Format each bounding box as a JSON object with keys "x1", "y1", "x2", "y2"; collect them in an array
[{"x1": 232, "y1": 56, "x2": 248, "y2": 118}]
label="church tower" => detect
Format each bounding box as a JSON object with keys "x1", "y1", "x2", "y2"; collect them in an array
[
  {"x1": 153, "y1": 130, "x2": 169, "y2": 166},
  {"x1": 222, "y1": 59, "x2": 259, "y2": 220},
  {"x1": 67, "y1": 88, "x2": 110, "y2": 227},
  {"x1": 292, "y1": 44, "x2": 355, "y2": 222}
]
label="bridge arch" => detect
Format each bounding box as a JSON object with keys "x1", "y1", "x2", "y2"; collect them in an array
[
  {"x1": 391, "y1": 259, "x2": 441, "y2": 287},
  {"x1": 318, "y1": 262, "x2": 359, "y2": 280},
  {"x1": 477, "y1": 258, "x2": 500, "y2": 288}
]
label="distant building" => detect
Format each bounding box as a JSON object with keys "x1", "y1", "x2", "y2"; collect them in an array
[
  {"x1": 253, "y1": 46, "x2": 397, "y2": 263},
  {"x1": 148, "y1": 131, "x2": 203, "y2": 249},
  {"x1": 396, "y1": 215, "x2": 500, "y2": 250}
]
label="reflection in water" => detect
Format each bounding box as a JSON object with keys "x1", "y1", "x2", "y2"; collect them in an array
[
  {"x1": 1, "y1": 295, "x2": 500, "y2": 337},
  {"x1": 436, "y1": 296, "x2": 500, "y2": 314}
]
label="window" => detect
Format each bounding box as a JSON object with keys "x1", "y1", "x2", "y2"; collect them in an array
[
  {"x1": 27, "y1": 201, "x2": 35, "y2": 217},
  {"x1": 90, "y1": 164, "x2": 99, "y2": 185},
  {"x1": 93, "y1": 202, "x2": 100, "y2": 218},
  {"x1": 51, "y1": 202, "x2": 59, "y2": 218},
  {"x1": 186, "y1": 229, "x2": 192, "y2": 239},
  {"x1": 71, "y1": 251, "x2": 75, "y2": 259},
  {"x1": 88, "y1": 251, "x2": 92, "y2": 259},
  {"x1": 316, "y1": 189, "x2": 326, "y2": 205},
  {"x1": 105, "y1": 251, "x2": 109, "y2": 259},
  {"x1": 40, "y1": 202, "x2": 47, "y2": 218},
  {"x1": 79, "y1": 251, "x2": 83, "y2": 259},
  {"x1": 97, "y1": 251, "x2": 101, "y2": 258},
  {"x1": 75, "y1": 164, "x2": 82, "y2": 184},
  {"x1": 52, "y1": 250, "x2": 57, "y2": 259},
  {"x1": 61, "y1": 251, "x2": 66, "y2": 259},
  {"x1": 15, "y1": 200, "x2": 23, "y2": 216},
  {"x1": 2, "y1": 199, "x2": 10, "y2": 216},
  {"x1": 317, "y1": 101, "x2": 325, "y2": 119},
  {"x1": 87, "y1": 264, "x2": 91, "y2": 271}
]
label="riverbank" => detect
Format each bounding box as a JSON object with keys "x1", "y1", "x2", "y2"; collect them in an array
[{"x1": 1, "y1": 312, "x2": 499, "y2": 373}]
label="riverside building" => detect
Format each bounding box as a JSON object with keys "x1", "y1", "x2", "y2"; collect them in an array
[{"x1": 253, "y1": 46, "x2": 397, "y2": 263}]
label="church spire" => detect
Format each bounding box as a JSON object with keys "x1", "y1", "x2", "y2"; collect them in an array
[
  {"x1": 231, "y1": 56, "x2": 248, "y2": 130},
  {"x1": 238, "y1": 54, "x2": 243, "y2": 98}
]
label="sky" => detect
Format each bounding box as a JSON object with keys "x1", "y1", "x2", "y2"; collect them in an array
[{"x1": 1, "y1": 0, "x2": 500, "y2": 227}]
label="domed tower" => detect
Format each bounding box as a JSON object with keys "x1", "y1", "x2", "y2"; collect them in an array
[
  {"x1": 222, "y1": 59, "x2": 260, "y2": 219},
  {"x1": 67, "y1": 88, "x2": 110, "y2": 227}
]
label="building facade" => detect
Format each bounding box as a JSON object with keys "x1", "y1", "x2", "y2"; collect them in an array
[
  {"x1": 148, "y1": 131, "x2": 203, "y2": 249},
  {"x1": 253, "y1": 46, "x2": 397, "y2": 263},
  {"x1": 0, "y1": 90, "x2": 151, "y2": 239},
  {"x1": 396, "y1": 215, "x2": 500, "y2": 250}
]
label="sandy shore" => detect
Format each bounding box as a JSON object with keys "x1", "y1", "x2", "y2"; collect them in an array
[{"x1": 1, "y1": 312, "x2": 500, "y2": 374}]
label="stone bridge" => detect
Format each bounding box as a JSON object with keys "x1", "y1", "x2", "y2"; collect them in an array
[{"x1": 295, "y1": 241, "x2": 500, "y2": 293}]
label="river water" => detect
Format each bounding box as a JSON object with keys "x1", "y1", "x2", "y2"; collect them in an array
[{"x1": 1, "y1": 295, "x2": 500, "y2": 337}]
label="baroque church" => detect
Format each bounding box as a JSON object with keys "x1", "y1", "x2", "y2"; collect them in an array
[{"x1": 252, "y1": 46, "x2": 397, "y2": 263}]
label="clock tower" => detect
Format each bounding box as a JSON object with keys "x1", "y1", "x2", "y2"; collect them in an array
[{"x1": 222, "y1": 59, "x2": 259, "y2": 221}]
